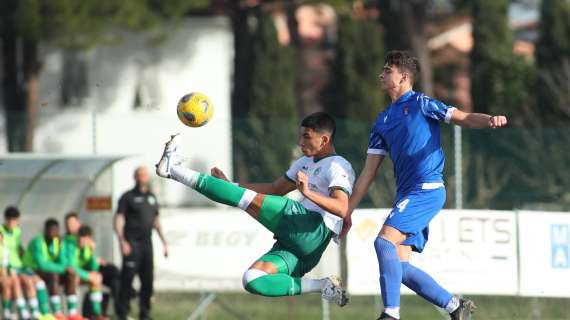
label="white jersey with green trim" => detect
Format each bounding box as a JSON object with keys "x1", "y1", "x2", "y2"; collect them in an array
[{"x1": 285, "y1": 154, "x2": 355, "y2": 237}]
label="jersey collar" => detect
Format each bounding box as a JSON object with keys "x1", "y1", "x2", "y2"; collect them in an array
[
  {"x1": 393, "y1": 90, "x2": 415, "y2": 105},
  {"x1": 313, "y1": 153, "x2": 337, "y2": 163}
]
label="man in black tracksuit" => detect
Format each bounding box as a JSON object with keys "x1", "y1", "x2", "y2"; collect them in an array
[{"x1": 114, "y1": 166, "x2": 168, "y2": 320}]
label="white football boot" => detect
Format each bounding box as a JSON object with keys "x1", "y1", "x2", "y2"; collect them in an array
[
  {"x1": 156, "y1": 133, "x2": 182, "y2": 178},
  {"x1": 321, "y1": 275, "x2": 349, "y2": 307}
]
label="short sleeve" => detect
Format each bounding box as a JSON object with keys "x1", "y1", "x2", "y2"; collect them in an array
[
  {"x1": 367, "y1": 126, "x2": 388, "y2": 155},
  {"x1": 420, "y1": 96, "x2": 456, "y2": 123},
  {"x1": 116, "y1": 194, "x2": 127, "y2": 214},
  {"x1": 328, "y1": 162, "x2": 355, "y2": 196},
  {"x1": 284, "y1": 157, "x2": 306, "y2": 183}
]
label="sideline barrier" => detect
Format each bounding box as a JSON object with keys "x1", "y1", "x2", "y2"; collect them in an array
[
  {"x1": 153, "y1": 208, "x2": 570, "y2": 298},
  {"x1": 153, "y1": 207, "x2": 340, "y2": 292}
]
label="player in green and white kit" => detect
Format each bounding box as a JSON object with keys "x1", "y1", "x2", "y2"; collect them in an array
[
  {"x1": 1, "y1": 206, "x2": 51, "y2": 320},
  {"x1": 63, "y1": 225, "x2": 104, "y2": 319},
  {"x1": 156, "y1": 112, "x2": 354, "y2": 305},
  {"x1": 23, "y1": 218, "x2": 75, "y2": 319}
]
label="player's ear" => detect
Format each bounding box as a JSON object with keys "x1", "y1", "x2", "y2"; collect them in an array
[{"x1": 321, "y1": 134, "x2": 330, "y2": 147}]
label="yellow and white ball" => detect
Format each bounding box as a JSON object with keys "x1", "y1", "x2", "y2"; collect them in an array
[{"x1": 176, "y1": 92, "x2": 214, "y2": 127}]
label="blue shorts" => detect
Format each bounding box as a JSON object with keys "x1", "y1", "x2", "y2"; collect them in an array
[{"x1": 384, "y1": 187, "x2": 446, "y2": 253}]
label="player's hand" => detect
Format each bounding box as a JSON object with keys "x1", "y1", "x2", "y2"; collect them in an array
[
  {"x1": 340, "y1": 214, "x2": 352, "y2": 239},
  {"x1": 296, "y1": 171, "x2": 310, "y2": 195},
  {"x1": 211, "y1": 167, "x2": 229, "y2": 181},
  {"x1": 121, "y1": 240, "x2": 131, "y2": 256},
  {"x1": 163, "y1": 243, "x2": 169, "y2": 258},
  {"x1": 489, "y1": 115, "x2": 507, "y2": 128}
]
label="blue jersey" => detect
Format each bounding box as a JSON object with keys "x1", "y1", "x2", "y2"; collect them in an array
[{"x1": 368, "y1": 90, "x2": 455, "y2": 195}]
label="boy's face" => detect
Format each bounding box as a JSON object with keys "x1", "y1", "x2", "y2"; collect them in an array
[
  {"x1": 5, "y1": 217, "x2": 19, "y2": 230},
  {"x1": 298, "y1": 127, "x2": 328, "y2": 157},
  {"x1": 79, "y1": 235, "x2": 92, "y2": 248},
  {"x1": 65, "y1": 217, "x2": 81, "y2": 235},
  {"x1": 46, "y1": 225, "x2": 60, "y2": 240},
  {"x1": 379, "y1": 64, "x2": 408, "y2": 91}
]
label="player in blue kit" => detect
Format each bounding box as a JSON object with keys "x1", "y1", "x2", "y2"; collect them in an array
[{"x1": 346, "y1": 51, "x2": 508, "y2": 320}]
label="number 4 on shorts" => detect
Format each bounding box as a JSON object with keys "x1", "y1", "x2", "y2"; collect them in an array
[{"x1": 396, "y1": 199, "x2": 410, "y2": 212}]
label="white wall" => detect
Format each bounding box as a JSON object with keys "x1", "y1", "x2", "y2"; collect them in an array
[{"x1": 28, "y1": 17, "x2": 233, "y2": 207}]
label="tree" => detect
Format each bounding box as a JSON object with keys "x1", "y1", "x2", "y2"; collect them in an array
[
  {"x1": 378, "y1": 0, "x2": 434, "y2": 96},
  {"x1": 323, "y1": 13, "x2": 394, "y2": 207},
  {"x1": 0, "y1": 0, "x2": 205, "y2": 151},
  {"x1": 470, "y1": 0, "x2": 532, "y2": 117},
  {"x1": 535, "y1": 0, "x2": 570, "y2": 125},
  {"x1": 232, "y1": 6, "x2": 298, "y2": 182}
]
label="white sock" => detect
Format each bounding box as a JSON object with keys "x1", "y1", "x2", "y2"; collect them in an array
[
  {"x1": 445, "y1": 296, "x2": 460, "y2": 313},
  {"x1": 301, "y1": 278, "x2": 325, "y2": 293},
  {"x1": 170, "y1": 165, "x2": 200, "y2": 188},
  {"x1": 385, "y1": 307, "x2": 400, "y2": 319}
]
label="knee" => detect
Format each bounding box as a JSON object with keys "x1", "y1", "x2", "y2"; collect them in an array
[
  {"x1": 91, "y1": 273, "x2": 103, "y2": 286},
  {"x1": 35, "y1": 279, "x2": 46, "y2": 291},
  {"x1": 241, "y1": 269, "x2": 267, "y2": 294},
  {"x1": 374, "y1": 236, "x2": 396, "y2": 251}
]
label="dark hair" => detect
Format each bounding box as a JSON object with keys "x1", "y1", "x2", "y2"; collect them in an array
[
  {"x1": 44, "y1": 218, "x2": 59, "y2": 231},
  {"x1": 4, "y1": 206, "x2": 20, "y2": 220},
  {"x1": 64, "y1": 212, "x2": 79, "y2": 222},
  {"x1": 78, "y1": 225, "x2": 93, "y2": 237},
  {"x1": 301, "y1": 112, "x2": 336, "y2": 141},
  {"x1": 384, "y1": 50, "x2": 420, "y2": 83}
]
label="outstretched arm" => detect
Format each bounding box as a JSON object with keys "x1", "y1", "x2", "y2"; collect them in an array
[
  {"x1": 211, "y1": 167, "x2": 296, "y2": 196},
  {"x1": 349, "y1": 154, "x2": 384, "y2": 212},
  {"x1": 340, "y1": 154, "x2": 384, "y2": 238},
  {"x1": 450, "y1": 108, "x2": 508, "y2": 128}
]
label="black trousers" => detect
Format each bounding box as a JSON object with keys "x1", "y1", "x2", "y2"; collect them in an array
[
  {"x1": 82, "y1": 263, "x2": 121, "y2": 317},
  {"x1": 116, "y1": 239, "x2": 154, "y2": 320}
]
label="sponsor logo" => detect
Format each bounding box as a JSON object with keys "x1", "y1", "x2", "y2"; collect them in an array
[{"x1": 551, "y1": 224, "x2": 570, "y2": 269}]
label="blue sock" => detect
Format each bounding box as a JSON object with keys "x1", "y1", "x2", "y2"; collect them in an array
[
  {"x1": 374, "y1": 237, "x2": 402, "y2": 308},
  {"x1": 401, "y1": 261, "x2": 453, "y2": 308}
]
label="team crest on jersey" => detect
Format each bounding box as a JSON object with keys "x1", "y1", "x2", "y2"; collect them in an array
[
  {"x1": 314, "y1": 167, "x2": 322, "y2": 176},
  {"x1": 148, "y1": 196, "x2": 156, "y2": 205},
  {"x1": 404, "y1": 107, "x2": 409, "y2": 115}
]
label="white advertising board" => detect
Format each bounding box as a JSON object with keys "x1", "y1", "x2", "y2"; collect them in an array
[
  {"x1": 347, "y1": 209, "x2": 518, "y2": 296},
  {"x1": 153, "y1": 208, "x2": 340, "y2": 292},
  {"x1": 518, "y1": 211, "x2": 570, "y2": 297}
]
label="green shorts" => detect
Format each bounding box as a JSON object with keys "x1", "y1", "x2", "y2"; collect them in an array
[
  {"x1": 15, "y1": 267, "x2": 36, "y2": 276},
  {"x1": 258, "y1": 199, "x2": 332, "y2": 277}
]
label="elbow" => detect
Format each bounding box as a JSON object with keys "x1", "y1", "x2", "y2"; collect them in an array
[{"x1": 337, "y1": 204, "x2": 349, "y2": 219}]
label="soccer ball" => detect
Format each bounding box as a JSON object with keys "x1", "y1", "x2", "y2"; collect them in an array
[{"x1": 176, "y1": 92, "x2": 214, "y2": 127}]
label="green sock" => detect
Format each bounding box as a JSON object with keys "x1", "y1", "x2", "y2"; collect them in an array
[
  {"x1": 195, "y1": 174, "x2": 286, "y2": 232},
  {"x1": 245, "y1": 274, "x2": 302, "y2": 297},
  {"x1": 90, "y1": 291, "x2": 103, "y2": 316},
  {"x1": 36, "y1": 282, "x2": 50, "y2": 315},
  {"x1": 3, "y1": 300, "x2": 12, "y2": 318},
  {"x1": 50, "y1": 295, "x2": 62, "y2": 314},
  {"x1": 67, "y1": 294, "x2": 78, "y2": 315},
  {"x1": 194, "y1": 174, "x2": 246, "y2": 207}
]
